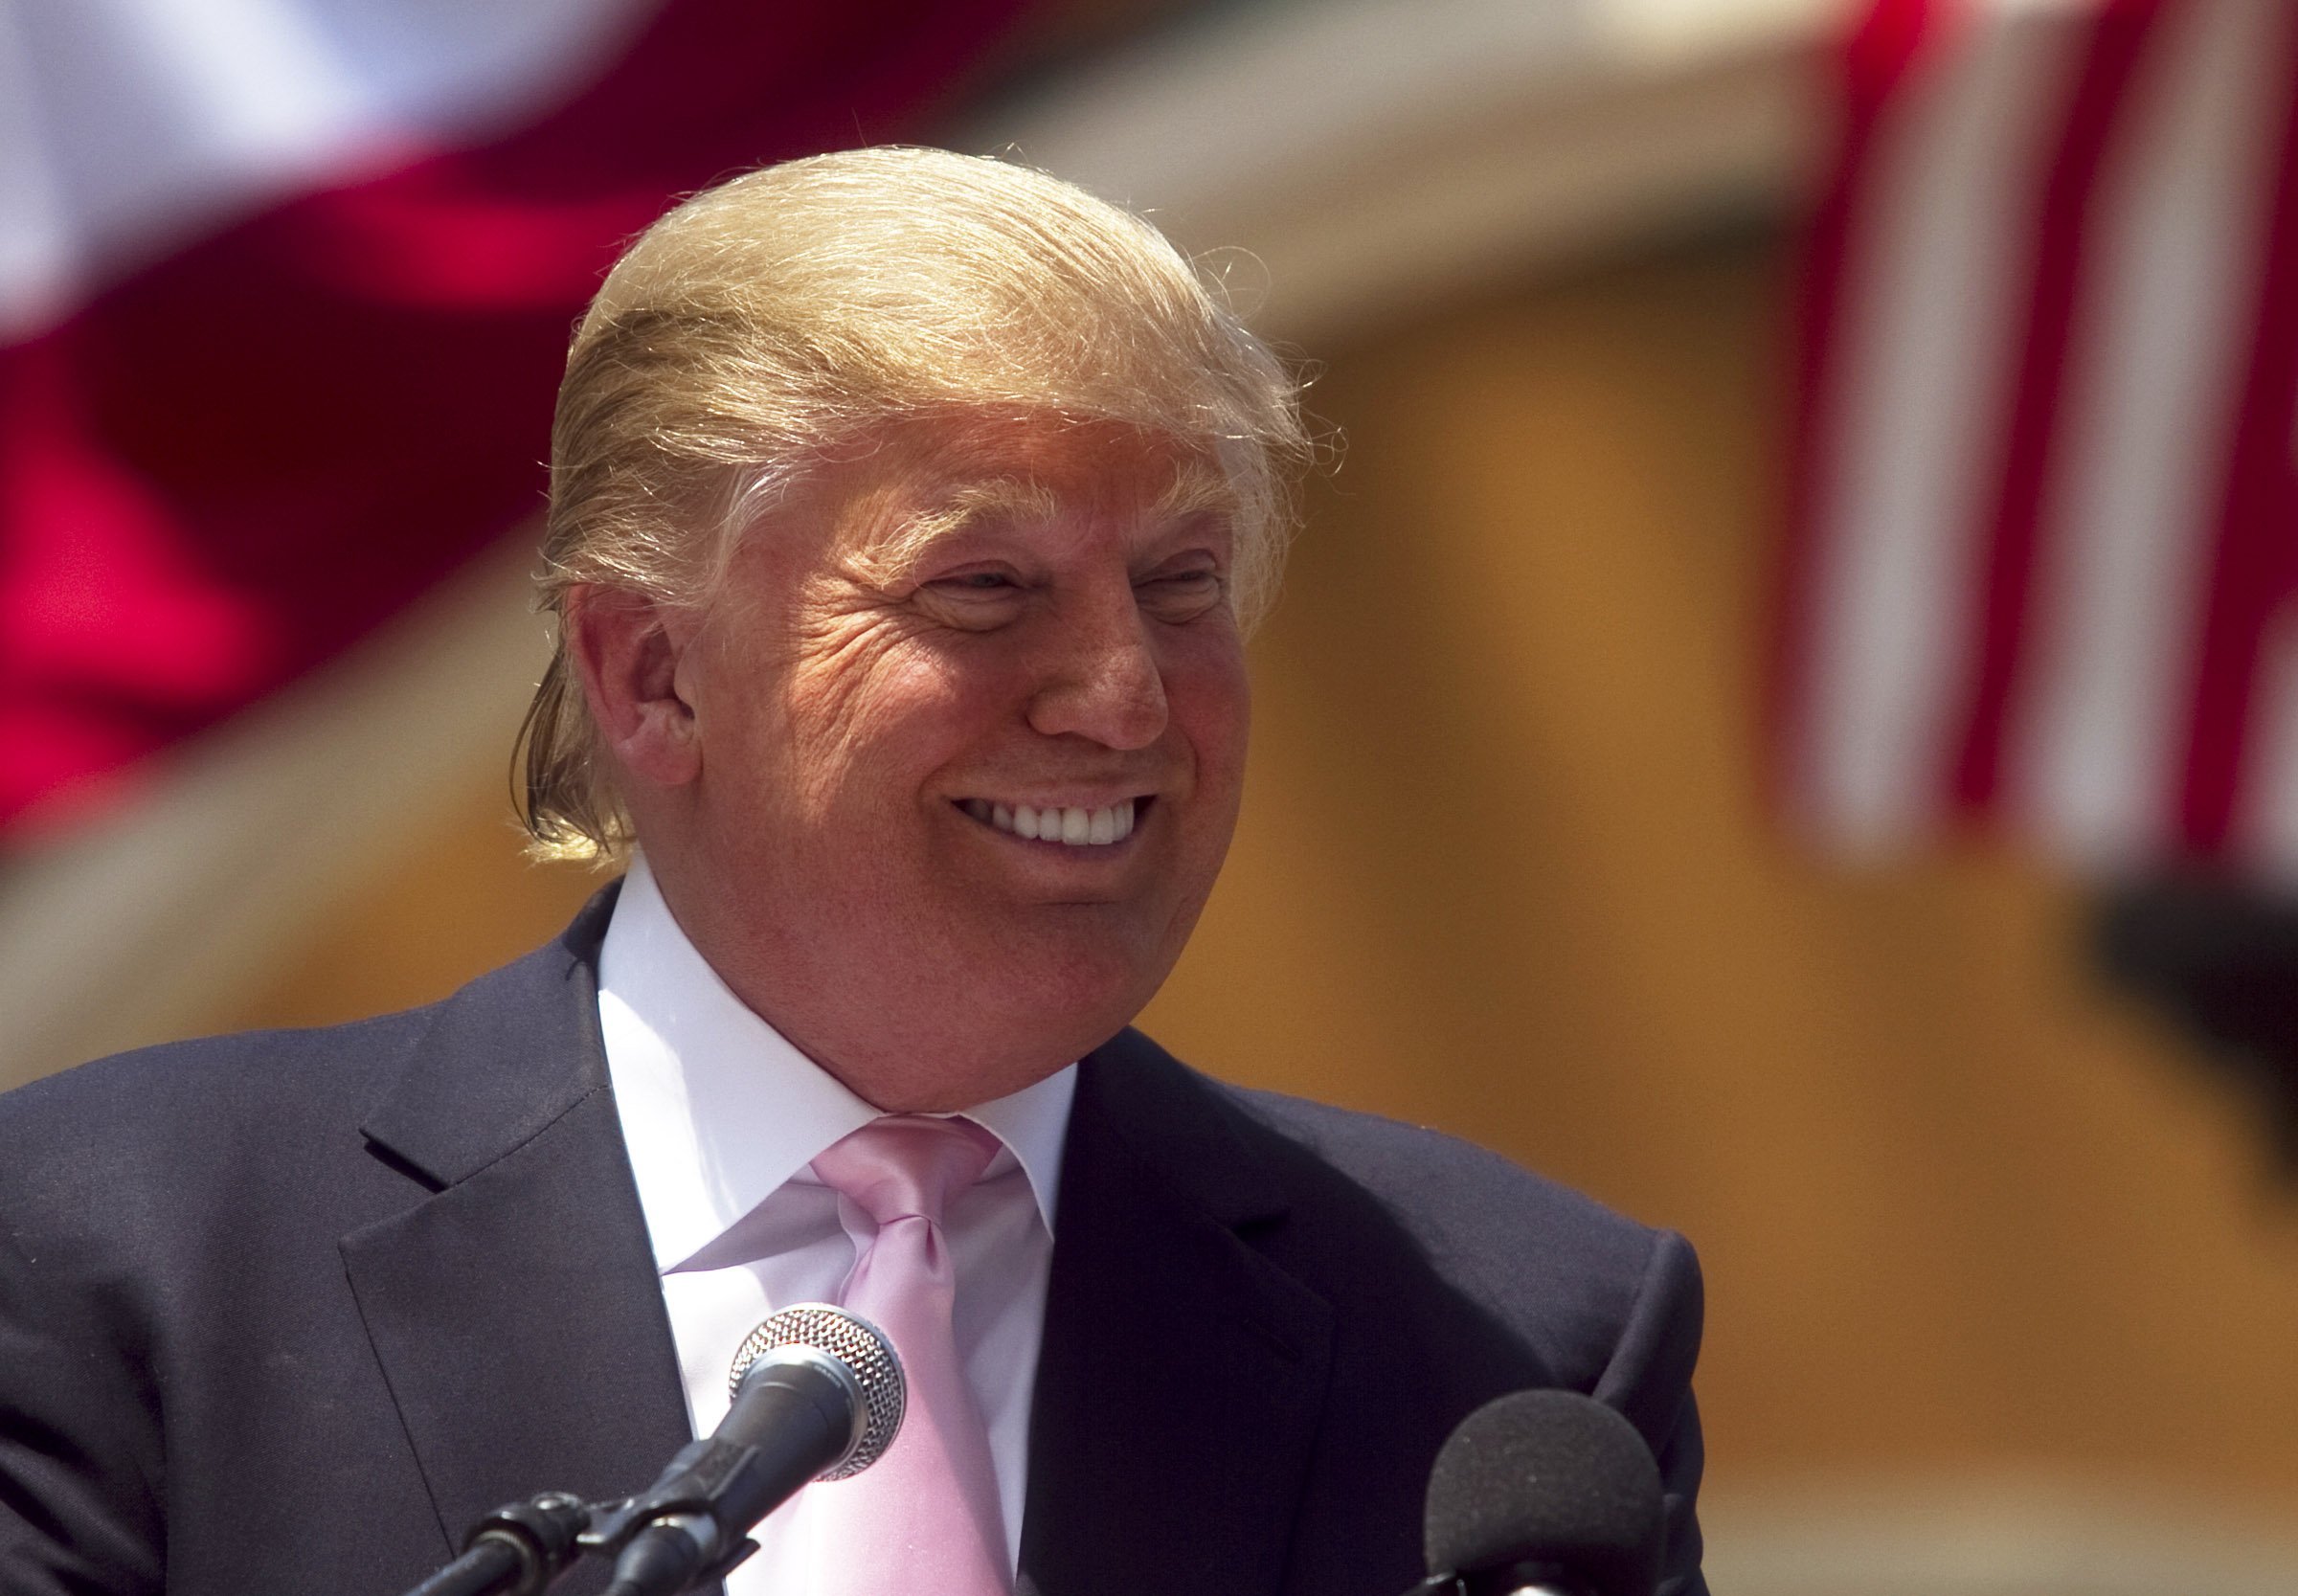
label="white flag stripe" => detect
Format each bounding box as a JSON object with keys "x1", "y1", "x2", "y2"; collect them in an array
[
  {"x1": 0, "y1": 0, "x2": 658, "y2": 336},
  {"x1": 2005, "y1": 0, "x2": 2288, "y2": 869},
  {"x1": 0, "y1": 3, "x2": 70, "y2": 328},
  {"x1": 2238, "y1": 610, "x2": 2298, "y2": 883},
  {"x1": 1797, "y1": 11, "x2": 2080, "y2": 852}
]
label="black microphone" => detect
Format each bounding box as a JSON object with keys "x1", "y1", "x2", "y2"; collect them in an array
[
  {"x1": 585, "y1": 1304, "x2": 906, "y2": 1596},
  {"x1": 1416, "y1": 1389, "x2": 1665, "y2": 1596}
]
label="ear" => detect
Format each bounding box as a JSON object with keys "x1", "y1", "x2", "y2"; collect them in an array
[{"x1": 564, "y1": 584, "x2": 704, "y2": 788}]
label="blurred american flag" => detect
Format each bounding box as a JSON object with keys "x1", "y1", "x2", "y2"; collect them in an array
[
  {"x1": 0, "y1": 0, "x2": 1025, "y2": 848},
  {"x1": 1775, "y1": 0, "x2": 2298, "y2": 881}
]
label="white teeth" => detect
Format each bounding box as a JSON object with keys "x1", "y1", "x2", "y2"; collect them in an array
[{"x1": 971, "y1": 798, "x2": 1138, "y2": 846}]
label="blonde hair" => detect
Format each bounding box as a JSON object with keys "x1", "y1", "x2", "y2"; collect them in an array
[{"x1": 517, "y1": 146, "x2": 1310, "y2": 863}]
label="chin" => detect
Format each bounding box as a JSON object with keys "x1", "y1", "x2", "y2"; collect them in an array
[
  {"x1": 992, "y1": 976, "x2": 1154, "y2": 1059},
  {"x1": 846, "y1": 1000, "x2": 1126, "y2": 1113},
  {"x1": 946, "y1": 952, "x2": 1169, "y2": 1071},
  {"x1": 828, "y1": 905, "x2": 1201, "y2": 1097}
]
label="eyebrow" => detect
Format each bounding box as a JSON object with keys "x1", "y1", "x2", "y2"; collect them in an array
[
  {"x1": 855, "y1": 462, "x2": 1240, "y2": 584},
  {"x1": 1152, "y1": 461, "x2": 1244, "y2": 528}
]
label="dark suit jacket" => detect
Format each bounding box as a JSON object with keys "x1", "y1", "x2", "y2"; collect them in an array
[{"x1": 0, "y1": 893, "x2": 1705, "y2": 1596}]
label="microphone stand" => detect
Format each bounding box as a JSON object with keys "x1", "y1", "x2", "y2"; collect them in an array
[
  {"x1": 398, "y1": 1444, "x2": 774, "y2": 1596},
  {"x1": 403, "y1": 1495, "x2": 592, "y2": 1596},
  {"x1": 399, "y1": 1303, "x2": 893, "y2": 1596}
]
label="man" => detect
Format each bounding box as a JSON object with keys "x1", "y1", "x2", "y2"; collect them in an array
[{"x1": 0, "y1": 148, "x2": 1705, "y2": 1596}]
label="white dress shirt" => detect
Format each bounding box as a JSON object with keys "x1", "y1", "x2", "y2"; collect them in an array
[{"x1": 597, "y1": 857, "x2": 1073, "y2": 1591}]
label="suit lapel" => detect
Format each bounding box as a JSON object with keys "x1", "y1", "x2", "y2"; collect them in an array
[
  {"x1": 339, "y1": 888, "x2": 692, "y2": 1572},
  {"x1": 1019, "y1": 1033, "x2": 1335, "y2": 1596}
]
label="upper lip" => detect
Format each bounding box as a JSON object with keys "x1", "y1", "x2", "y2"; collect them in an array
[{"x1": 953, "y1": 791, "x2": 1153, "y2": 808}]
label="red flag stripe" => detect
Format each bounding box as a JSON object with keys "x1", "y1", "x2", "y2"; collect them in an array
[
  {"x1": 0, "y1": 0, "x2": 1032, "y2": 843},
  {"x1": 1779, "y1": 0, "x2": 2079, "y2": 852},
  {"x1": 1769, "y1": 0, "x2": 1942, "y2": 829},
  {"x1": 1948, "y1": 0, "x2": 2163, "y2": 819},
  {"x1": 2000, "y1": 0, "x2": 2293, "y2": 868},
  {"x1": 2179, "y1": 44, "x2": 2298, "y2": 849},
  {"x1": 1776, "y1": 0, "x2": 2298, "y2": 876}
]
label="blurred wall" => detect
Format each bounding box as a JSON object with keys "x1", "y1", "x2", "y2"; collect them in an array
[{"x1": 203, "y1": 227, "x2": 2298, "y2": 1534}]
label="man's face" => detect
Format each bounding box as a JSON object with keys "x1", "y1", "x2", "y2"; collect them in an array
[{"x1": 655, "y1": 413, "x2": 1251, "y2": 1108}]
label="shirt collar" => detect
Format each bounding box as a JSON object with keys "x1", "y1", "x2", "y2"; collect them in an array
[{"x1": 597, "y1": 855, "x2": 1074, "y2": 1270}]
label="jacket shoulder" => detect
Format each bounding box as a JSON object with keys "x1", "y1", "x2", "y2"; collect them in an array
[
  {"x1": 1079, "y1": 1032, "x2": 1708, "y2": 1592},
  {"x1": 1084, "y1": 1030, "x2": 1698, "y2": 1392},
  {"x1": 1227, "y1": 1083, "x2": 1663, "y2": 1265},
  {"x1": 0, "y1": 1019, "x2": 458, "y2": 1324},
  {"x1": 0, "y1": 888, "x2": 617, "y2": 1194},
  {"x1": 1224, "y1": 1083, "x2": 1691, "y2": 1370},
  {"x1": 0, "y1": 906, "x2": 602, "y2": 1245}
]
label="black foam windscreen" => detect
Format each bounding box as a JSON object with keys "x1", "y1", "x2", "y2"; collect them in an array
[{"x1": 1422, "y1": 1389, "x2": 1664, "y2": 1596}]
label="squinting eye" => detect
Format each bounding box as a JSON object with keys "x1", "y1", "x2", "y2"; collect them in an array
[
  {"x1": 934, "y1": 572, "x2": 1017, "y2": 593},
  {"x1": 1138, "y1": 570, "x2": 1225, "y2": 618}
]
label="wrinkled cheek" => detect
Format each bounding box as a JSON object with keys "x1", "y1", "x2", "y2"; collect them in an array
[
  {"x1": 1176, "y1": 663, "x2": 1252, "y2": 801},
  {"x1": 1168, "y1": 628, "x2": 1250, "y2": 724},
  {"x1": 777, "y1": 663, "x2": 946, "y2": 821}
]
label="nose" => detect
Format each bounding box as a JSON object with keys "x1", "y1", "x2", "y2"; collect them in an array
[{"x1": 1025, "y1": 590, "x2": 1169, "y2": 750}]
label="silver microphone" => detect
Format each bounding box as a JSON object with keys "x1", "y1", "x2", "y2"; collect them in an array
[
  {"x1": 596, "y1": 1304, "x2": 907, "y2": 1596},
  {"x1": 726, "y1": 1303, "x2": 906, "y2": 1478}
]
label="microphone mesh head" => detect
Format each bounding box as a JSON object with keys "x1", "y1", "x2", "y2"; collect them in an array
[
  {"x1": 1422, "y1": 1389, "x2": 1663, "y2": 1596},
  {"x1": 728, "y1": 1304, "x2": 905, "y2": 1479}
]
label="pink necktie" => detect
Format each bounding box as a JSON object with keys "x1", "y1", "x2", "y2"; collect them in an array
[{"x1": 806, "y1": 1114, "x2": 1009, "y2": 1596}]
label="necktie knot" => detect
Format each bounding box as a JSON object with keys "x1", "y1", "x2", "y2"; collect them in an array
[{"x1": 811, "y1": 1114, "x2": 1000, "y2": 1228}]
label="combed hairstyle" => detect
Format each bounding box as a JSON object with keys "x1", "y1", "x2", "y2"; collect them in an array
[{"x1": 516, "y1": 145, "x2": 1312, "y2": 864}]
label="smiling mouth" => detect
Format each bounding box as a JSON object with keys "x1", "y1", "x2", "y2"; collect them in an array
[{"x1": 958, "y1": 797, "x2": 1142, "y2": 846}]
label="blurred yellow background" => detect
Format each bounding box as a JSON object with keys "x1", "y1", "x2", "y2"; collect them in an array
[{"x1": 12, "y1": 4, "x2": 2297, "y2": 1589}]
